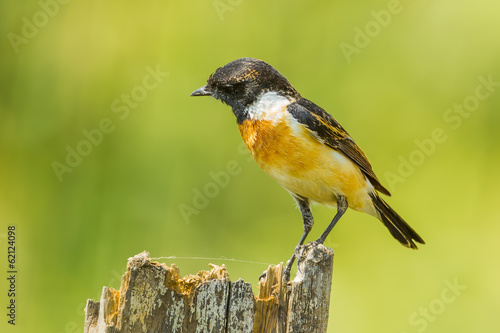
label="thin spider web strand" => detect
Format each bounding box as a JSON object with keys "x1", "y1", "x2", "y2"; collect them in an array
[{"x1": 150, "y1": 256, "x2": 272, "y2": 266}]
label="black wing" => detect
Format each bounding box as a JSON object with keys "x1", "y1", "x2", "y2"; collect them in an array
[{"x1": 287, "y1": 98, "x2": 391, "y2": 196}]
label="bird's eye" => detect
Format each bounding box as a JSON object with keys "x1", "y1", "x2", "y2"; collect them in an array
[
  {"x1": 220, "y1": 81, "x2": 242, "y2": 95},
  {"x1": 222, "y1": 83, "x2": 237, "y2": 93}
]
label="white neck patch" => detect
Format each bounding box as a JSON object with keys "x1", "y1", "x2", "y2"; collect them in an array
[{"x1": 246, "y1": 91, "x2": 292, "y2": 123}]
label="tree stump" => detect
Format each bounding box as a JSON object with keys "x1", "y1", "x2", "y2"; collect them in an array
[{"x1": 84, "y1": 242, "x2": 334, "y2": 333}]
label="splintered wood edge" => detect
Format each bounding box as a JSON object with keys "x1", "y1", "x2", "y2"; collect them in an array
[
  {"x1": 257, "y1": 263, "x2": 284, "y2": 300},
  {"x1": 84, "y1": 245, "x2": 333, "y2": 332},
  {"x1": 253, "y1": 263, "x2": 289, "y2": 333},
  {"x1": 84, "y1": 251, "x2": 230, "y2": 330},
  {"x1": 122, "y1": 251, "x2": 229, "y2": 296}
]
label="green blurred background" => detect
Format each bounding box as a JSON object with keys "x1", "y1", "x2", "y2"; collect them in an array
[{"x1": 1, "y1": 0, "x2": 500, "y2": 332}]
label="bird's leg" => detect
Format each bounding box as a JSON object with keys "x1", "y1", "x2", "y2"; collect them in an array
[
  {"x1": 259, "y1": 197, "x2": 313, "y2": 282},
  {"x1": 316, "y1": 195, "x2": 347, "y2": 244},
  {"x1": 282, "y1": 197, "x2": 314, "y2": 282}
]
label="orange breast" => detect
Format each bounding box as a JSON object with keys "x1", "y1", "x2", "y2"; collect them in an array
[
  {"x1": 238, "y1": 116, "x2": 374, "y2": 213},
  {"x1": 238, "y1": 118, "x2": 320, "y2": 176}
]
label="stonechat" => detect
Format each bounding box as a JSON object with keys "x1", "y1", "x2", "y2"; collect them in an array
[{"x1": 191, "y1": 58, "x2": 424, "y2": 280}]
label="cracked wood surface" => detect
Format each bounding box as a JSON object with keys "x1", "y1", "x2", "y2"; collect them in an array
[{"x1": 84, "y1": 242, "x2": 334, "y2": 333}]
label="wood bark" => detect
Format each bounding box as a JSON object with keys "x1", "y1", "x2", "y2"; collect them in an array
[{"x1": 84, "y1": 242, "x2": 334, "y2": 333}]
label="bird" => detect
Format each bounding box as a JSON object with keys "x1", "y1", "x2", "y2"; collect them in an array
[{"x1": 190, "y1": 57, "x2": 424, "y2": 281}]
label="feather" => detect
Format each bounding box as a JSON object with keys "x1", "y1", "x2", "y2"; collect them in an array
[{"x1": 287, "y1": 98, "x2": 392, "y2": 196}]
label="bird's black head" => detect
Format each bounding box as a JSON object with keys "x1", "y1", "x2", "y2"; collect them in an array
[{"x1": 191, "y1": 58, "x2": 299, "y2": 122}]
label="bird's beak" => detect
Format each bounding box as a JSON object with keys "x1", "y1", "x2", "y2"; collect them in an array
[{"x1": 190, "y1": 85, "x2": 212, "y2": 97}]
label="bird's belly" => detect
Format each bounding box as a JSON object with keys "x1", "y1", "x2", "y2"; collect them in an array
[{"x1": 238, "y1": 118, "x2": 373, "y2": 212}]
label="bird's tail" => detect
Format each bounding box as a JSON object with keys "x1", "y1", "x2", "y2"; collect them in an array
[{"x1": 370, "y1": 193, "x2": 425, "y2": 249}]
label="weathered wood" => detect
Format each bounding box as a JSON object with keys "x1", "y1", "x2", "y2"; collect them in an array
[
  {"x1": 227, "y1": 279, "x2": 254, "y2": 332},
  {"x1": 287, "y1": 243, "x2": 334, "y2": 332},
  {"x1": 84, "y1": 242, "x2": 334, "y2": 333},
  {"x1": 254, "y1": 263, "x2": 288, "y2": 333}
]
